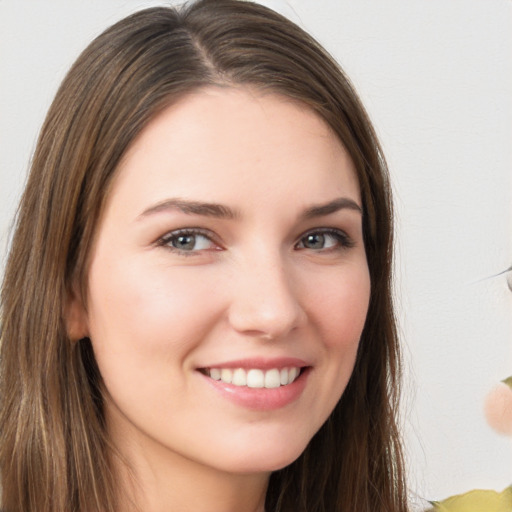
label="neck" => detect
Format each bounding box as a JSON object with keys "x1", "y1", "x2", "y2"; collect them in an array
[
  {"x1": 109, "y1": 413, "x2": 269, "y2": 512},
  {"x1": 118, "y1": 455, "x2": 269, "y2": 512}
]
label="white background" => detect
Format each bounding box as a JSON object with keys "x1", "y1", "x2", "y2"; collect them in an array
[{"x1": 1, "y1": 1, "x2": 511, "y2": 509}]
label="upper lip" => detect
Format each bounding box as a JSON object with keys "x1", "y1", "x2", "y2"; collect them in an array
[{"x1": 197, "y1": 357, "x2": 310, "y2": 370}]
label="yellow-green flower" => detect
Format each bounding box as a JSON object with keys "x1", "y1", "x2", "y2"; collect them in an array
[{"x1": 429, "y1": 486, "x2": 512, "y2": 511}]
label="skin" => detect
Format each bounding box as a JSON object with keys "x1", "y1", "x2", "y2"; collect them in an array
[{"x1": 69, "y1": 87, "x2": 371, "y2": 512}]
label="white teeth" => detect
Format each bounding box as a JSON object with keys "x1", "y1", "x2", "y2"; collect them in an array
[
  {"x1": 264, "y1": 368, "x2": 281, "y2": 388},
  {"x1": 209, "y1": 368, "x2": 221, "y2": 380},
  {"x1": 220, "y1": 368, "x2": 232, "y2": 384},
  {"x1": 247, "y1": 369, "x2": 264, "y2": 388},
  {"x1": 207, "y1": 367, "x2": 301, "y2": 388},
  {"x1": 232, "y1": 368, "x2": 247, "y2": 386}
]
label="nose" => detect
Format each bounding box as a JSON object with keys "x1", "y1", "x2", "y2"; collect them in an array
[{"x1": 227, "y1": 250, "x2": 307, "y2": 340}]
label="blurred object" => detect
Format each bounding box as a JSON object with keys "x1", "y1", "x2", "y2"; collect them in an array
[
  {"x1": 424, "y1": 376, "x2": 512, "y2": 510},
  {"x1": 490, "y1": 264, "x2": 512, "y2": 292},
  {"x1": 427, "y1": 486, "x2": 512, "y2": 511},
  {"x1": 503, "y1": 264, "x2": 512, "y2": 292},
  {"x1": 485, "y1": 376, "x2": 512, "y2": 437}
]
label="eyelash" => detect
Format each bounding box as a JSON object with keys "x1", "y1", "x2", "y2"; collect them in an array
[
  {"x1": 156, "y1": 228, "x2": 220, "y2": 256},
  {"x1": 295, "y1": 228, "x2": 355, "y2": 251},
  {"x1": 156, "y1": 227, "x2": 355, "y2": 255}
]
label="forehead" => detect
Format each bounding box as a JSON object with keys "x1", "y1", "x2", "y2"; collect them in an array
[{"x1": 108, "y1": 86, "x2": 360, "y2": 216}]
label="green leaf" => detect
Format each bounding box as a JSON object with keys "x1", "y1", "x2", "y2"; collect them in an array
[{"x1": 502, "y1": 376, "x2": 512, "y2": 389}]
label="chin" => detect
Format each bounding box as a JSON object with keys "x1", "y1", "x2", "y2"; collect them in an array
[{"x1": 214, "y1": 435, "x2": 310, "y2": 475}]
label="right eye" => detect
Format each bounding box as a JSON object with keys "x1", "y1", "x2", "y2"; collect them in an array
[{"x1": 158, "y1": 229, "x2": 219, "y2": 254}]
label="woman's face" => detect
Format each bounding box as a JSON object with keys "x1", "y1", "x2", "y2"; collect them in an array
[{"x1": 72, "y1": 87, "x2": 370, "y2": 475}]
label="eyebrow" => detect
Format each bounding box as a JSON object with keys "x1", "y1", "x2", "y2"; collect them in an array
[
  {"x1": 139, "y1": 198, "x2": 240, "y2": 220},
  {"x1": 138, "y1": 196, "x2": 362, "y2": 221},
  {"x1": 301, "y1": 197, "x2": 362, "y2": 219}
]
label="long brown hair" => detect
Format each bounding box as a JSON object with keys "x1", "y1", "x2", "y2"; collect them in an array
[{"x1": 0, "y1": 1, "x2": 407, "y2": 511}]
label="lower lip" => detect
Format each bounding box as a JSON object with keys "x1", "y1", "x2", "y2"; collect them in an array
[{"x1": 199, "y1": 368, "x2": 310, "y2": 411}]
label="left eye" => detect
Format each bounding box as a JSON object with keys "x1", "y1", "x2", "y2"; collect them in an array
[
  {"x1": 296, "y1": 230, "x2": 352, "y2": 250},
  {"x1": 160, "y1": 230, "x2": 216, "y2": 252}
]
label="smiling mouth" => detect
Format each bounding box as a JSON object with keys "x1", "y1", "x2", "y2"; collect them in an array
[{"x1": 200, "y1": 367, "x2": 303, "y2": 389}]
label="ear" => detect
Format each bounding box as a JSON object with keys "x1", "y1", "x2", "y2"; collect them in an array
[{"x1": 65, "y1": 286, "x2": 89, "y2": 341}]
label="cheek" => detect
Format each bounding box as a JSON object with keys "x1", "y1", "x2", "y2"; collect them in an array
[
  {"x1": 85, "y1": 257, "x2": 225, "y2": 371},
  {"x1": 292, "y1": 262, "x2": 370, "y2": 442},
  {"x1": 309, "y1": 263, "x2": 371, "y2": 349},
  {"x1": 84, "y1": 259, "x2": 230, "y2": 435}
]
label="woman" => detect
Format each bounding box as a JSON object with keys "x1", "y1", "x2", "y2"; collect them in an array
[{"x1": 0, "y1": 1, "x2": 407, "y2": 511}]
